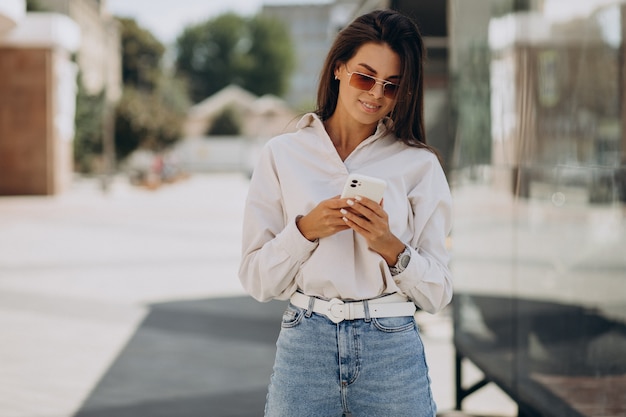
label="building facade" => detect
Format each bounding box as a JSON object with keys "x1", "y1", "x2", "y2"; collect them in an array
[
  {"x1": 0, "y1": 0, "x2": 121, "y2": 195},
  {"x1": 448, "y1": 1, "x2": 626, "y2": 416},
  {"x1": 37, "y1": 0, "x2": 121, "y2": 103},
  {"x1": 0, "y1": 1, "x2": 81, "y2": 195}
]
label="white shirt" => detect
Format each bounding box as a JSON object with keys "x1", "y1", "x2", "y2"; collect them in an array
[{"x1": 238, "y1": 113, "x2": 453, "y2": 314}]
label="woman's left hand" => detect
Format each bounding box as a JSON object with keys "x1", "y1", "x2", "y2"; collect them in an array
[{"x1": 340, "y1": 196, "x2": 405, "y2": 265}]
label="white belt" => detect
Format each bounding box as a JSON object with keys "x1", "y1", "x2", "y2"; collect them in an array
[{"x1": 290, "y1": 292, "x2": 417, "y2": 324}]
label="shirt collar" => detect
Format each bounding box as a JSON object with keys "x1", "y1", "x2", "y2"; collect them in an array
[{"x1": 296, "y1": 113, "x2": 394, "y2": 142}]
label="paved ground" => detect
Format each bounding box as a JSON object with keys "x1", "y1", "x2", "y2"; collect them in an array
[{"x1": 0, "y1": 173, "x2": 517, "y2": 417}]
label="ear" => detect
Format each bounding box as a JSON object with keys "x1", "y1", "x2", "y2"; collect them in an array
[{"x1": 333, "y1": 63, "x2": 343, "y2": 80}]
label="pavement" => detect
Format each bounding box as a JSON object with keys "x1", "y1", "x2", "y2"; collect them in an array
[{"x1": 0, "y1": 172, "x2": 518, "y2": 417}]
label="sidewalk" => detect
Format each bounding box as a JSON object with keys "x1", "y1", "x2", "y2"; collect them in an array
[{"x1": 0, "y1": 173, "x2": 517, "y2": 417}]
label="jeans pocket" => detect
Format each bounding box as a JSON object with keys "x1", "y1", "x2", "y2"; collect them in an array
[
  {"x1": 281, "y1": 304, "x2": 305, "y2": 328},
  {"x1": 372, "y1": 315, "x2": 416, "y2": 333}
]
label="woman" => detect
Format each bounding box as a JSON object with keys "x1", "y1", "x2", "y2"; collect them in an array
[{"x1": 239, "y1": 9, "x2": 452, "y2": 417}]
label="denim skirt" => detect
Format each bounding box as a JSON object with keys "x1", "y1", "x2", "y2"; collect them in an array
[{"x1": 264, "y1": 302, "x2": 437, "y2": 417}]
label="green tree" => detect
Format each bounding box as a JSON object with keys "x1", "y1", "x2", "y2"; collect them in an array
[
  {"x1": 175, "y1": 13, "x2": 294, "y2": 103},
  {"x1": 118, "y1": 17, "x2": 165, "y2": 90},
  {"x1": 26, "y1": 0, "x2": 45, "y2": 11},
  {"x1": 114, "y1": 79, "x2": 188, "y2": 160},
  {"x1": 73, "y1": 73, "x2": 106, "y2": 173},
  {"x1": 114, "y1": 18, "x2": 189, "y2": 161},
  {"x1": 241, "y1": 15, "x2": 294, "y2": 97}
]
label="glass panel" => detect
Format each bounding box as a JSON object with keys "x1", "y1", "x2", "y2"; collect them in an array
[{"x1": 449, "y1": 1, "x2": 626, "y2": 416}]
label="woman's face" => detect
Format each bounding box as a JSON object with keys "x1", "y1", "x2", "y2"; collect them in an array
[{"x1": 334, "y1": 42, "x2": 401, "y2": 127}]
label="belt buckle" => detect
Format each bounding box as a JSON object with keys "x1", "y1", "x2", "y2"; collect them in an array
[{"x1": 326, "y1": 298, "x2": 345, "y2": 323}]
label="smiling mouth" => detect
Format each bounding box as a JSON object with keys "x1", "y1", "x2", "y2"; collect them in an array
[{"x1": 360, "y1": 100, "x2": 380, "y2": 111}]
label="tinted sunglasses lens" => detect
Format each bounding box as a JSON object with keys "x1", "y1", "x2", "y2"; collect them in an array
[
  {"x1": 383, "y1": 83, "x2": 398, "y2": 99},
  {"x1": 350, "y1": 72, "x2": 398, "y2": 99},
  {"x1": 350, "y1": 73, "x2": 376, "y2": 91}
]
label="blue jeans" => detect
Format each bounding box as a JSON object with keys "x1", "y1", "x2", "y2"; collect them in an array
[{"x1": 264, "y1": 303, "x2": 437, "y2": 417}]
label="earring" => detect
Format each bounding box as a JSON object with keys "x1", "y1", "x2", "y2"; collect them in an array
[{"x1": 334, "y1": 75, "x2": 339, "y2": 80}]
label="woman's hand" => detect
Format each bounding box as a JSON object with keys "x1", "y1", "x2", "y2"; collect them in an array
[
  {"x1": 296, "y1": 196, "x2": 350, "y2": 241},
  {"x1": 340, "y1": 196, "x2": 405, "y2": 265}
]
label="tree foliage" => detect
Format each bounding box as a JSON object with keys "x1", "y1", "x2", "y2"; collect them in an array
[
  {"x1": 113, "y1": 18, "x2": 189, "y2": 161},
  {"x1": 118, "y1": 17, "x2": 165, "y2": 90},
  {"x1": 26, "y1": 0, "x2": 45, "y2": 11},
  {"x1": 115, "y1": 76, "x2": 188, "y2": 160},
  {"x1": 73, "y1": 73, "x2": 106, "y2": 173},
  {"x1": 175, "y1": 13, "x2": 294, "y2": 103}
]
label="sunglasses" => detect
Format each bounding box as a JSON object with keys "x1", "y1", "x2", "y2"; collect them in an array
[{"x1": 344, "y1": 65, "x2": 399, "y2": 99}]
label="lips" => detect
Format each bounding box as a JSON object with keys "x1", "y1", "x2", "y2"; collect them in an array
[{"x1": 360, "y1": 100, "x2": 381, "y2": 112}]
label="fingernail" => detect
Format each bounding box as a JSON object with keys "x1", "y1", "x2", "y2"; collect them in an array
[
  {"x1": 347, "y1": 199, "x2": 354, "y2": 206},
  {"x1": 342, "y1": 217, "x2": 348, "y2": 222},
  {"x1": 340, "y1": 209, "x2": 347, "y2": 215},
  {"x1": 354, "y1": 195, "x2": 362, "y2": 201}
]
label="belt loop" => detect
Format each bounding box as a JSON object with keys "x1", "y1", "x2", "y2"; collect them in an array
[
  {"x1": 305, "y1": 296, "x2": 315, "y2": 318},
  {"x1": 363, "y1": 300, "x2": 371, "y2": 322}
]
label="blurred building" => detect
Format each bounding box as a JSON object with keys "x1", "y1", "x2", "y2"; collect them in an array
[
  {"x1": 176, "y1": 84, "x2": 299, "y2": 174},
  {"x1": 0, "y1": 0, "x2": 80, "y2": 195},
  {"x1": 448, "y1": 1, "x2": 626, "y2": 416},
  {"x1": 37, "y1": 0, "x2": 121, "y2": 102},
  {"x1": 489, "y1": 11, "x2": 623, "y2": 201},
  {"x1": 0, "y1": 0, "x2": 120, "y2": 196},
  {"x1": 261, "y1": 1, "x2": 338, "y2": 111},
  {"x1": 183, "y1": 84, "x2": 298, "y2": 140},
  {"x1": 38, "y1": 0, "x2": 122, "y2": 190}
]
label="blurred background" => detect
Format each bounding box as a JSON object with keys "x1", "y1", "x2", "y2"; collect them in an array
[{"x1": 0, "y1": 0, "x2": 624, "y2": 416}]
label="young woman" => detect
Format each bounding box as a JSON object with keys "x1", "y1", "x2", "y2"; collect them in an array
[{"x1": 239, "y1": 9, "x2": 452, "y2": 417}]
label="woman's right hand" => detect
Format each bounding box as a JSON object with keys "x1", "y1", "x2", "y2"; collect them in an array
[{"x1": 296, "y1": 196, "x2": 350, "y2": 241}]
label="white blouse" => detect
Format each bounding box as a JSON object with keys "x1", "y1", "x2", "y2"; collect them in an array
[{"x1": 238, "y1": 113, "x2": 453, "y2": 314}]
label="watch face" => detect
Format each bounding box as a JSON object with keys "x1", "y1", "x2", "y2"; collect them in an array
[{"x1": 400, "y1": 253, "x2": 410, "y2": 268}]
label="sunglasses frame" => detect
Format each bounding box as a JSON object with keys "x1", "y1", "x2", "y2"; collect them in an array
[{"x1": 343, "y1": 65, "x2": 399, "y2": 99}]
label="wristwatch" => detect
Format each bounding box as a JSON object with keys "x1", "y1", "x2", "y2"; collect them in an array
[{"x1": 390, "y1": 245, "x2": 411, "y2": 276}]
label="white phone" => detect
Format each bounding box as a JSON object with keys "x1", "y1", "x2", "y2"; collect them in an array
[{"x1": 341, "y1": 174, "x2": 387, "y2": 203}]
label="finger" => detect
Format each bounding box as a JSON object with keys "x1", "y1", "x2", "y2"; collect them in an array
[
  {"x1": 342, "y1": 211, "x2": 365, "y2": 229},
  {"x1": 346, "y1": 198, "x2": 379, "y2": 220},
  {"x1": 342, "y1": 214, "x2": 380, "y2": 241},
  {"x1": 353, "y1": 195, "x2": 376, "y2": 206},
  {"x1": 353, "y1": 195, "x2": 386, "y2": 214},
  {"x1": 341, "y1": 208, "x2": 372, "y2": 231}
]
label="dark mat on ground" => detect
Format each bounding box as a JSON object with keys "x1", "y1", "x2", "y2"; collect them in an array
[{"x1": 73, "y1": 296, "x2": 286, "y2": 417}]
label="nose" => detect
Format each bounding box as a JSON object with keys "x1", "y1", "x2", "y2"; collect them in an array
[{"x1": 369, "y1": 81, "x2": 385, "y2": 98}]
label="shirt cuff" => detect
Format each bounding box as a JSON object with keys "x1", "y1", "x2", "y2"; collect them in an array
[{"x1": 277, "y1": 216, "x2": 319, "y2": 258}]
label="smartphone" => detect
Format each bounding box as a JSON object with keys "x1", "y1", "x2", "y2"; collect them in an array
[{"x1": 341, "y1": 174, "x2": 387, "y2": 203}]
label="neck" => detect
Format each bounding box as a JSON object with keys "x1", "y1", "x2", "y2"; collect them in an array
[{"x1": 324, "y1": 115, "x2": 377, "y2": 152}]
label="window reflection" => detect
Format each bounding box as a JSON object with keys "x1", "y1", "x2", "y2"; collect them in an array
[{"x1": 449, "y1": 1, "x2": 626, "y2": 416}]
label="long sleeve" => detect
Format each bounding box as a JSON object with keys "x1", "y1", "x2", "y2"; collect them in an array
[
  {"x1": 238, "y1": 141, "x2": 319, "y2": 302},
  {"x1": 390, "y1": 155, "x2": 453, "y2": 314}
]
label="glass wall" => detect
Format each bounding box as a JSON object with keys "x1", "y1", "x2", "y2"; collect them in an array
[{"x1": 448, "y1": 1, "x2": 626, "y2": 416}]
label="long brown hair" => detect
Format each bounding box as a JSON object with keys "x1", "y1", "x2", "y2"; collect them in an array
[{"x1": 316, "y1": 9, "x2": 428, "y2": 148}]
